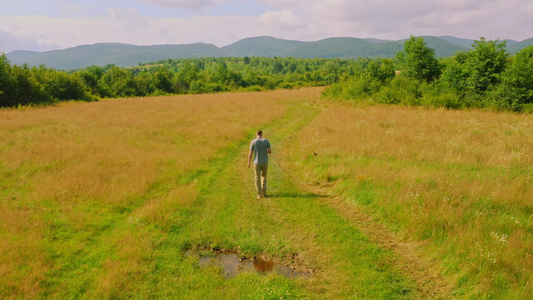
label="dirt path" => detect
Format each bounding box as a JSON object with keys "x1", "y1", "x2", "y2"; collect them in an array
[{"x1": 274, "y1": 102, "x2": 454, "y2": 299}]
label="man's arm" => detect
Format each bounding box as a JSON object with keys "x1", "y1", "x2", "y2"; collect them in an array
[
  {"x1": 247, "y1": 150, "x2": 253, "y2": 168},
  {"x1": 267, "y1": 148, "x2": 271, "y2": 154}
]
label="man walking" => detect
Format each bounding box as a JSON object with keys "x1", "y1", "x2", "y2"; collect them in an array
[{"x1": 247, "y1": 130, "x2": 271, "y2": 198}]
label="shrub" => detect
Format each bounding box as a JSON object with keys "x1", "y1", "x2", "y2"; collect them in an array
[
  {"x1": 374, "y1": 76, "x2": 420, "y2": 105},
  {"x1": 420, "y1": 91, "x2": 462, "y2": 109}
]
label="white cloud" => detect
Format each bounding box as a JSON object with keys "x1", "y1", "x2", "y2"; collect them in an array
[
  {"x1": 260, "y1": 0, "x2": 303, "y2": 9},
  {"x1": 258, "y1": 9, "x2": 305, "y2": 31},
  {"x1": 134, "y1": 0, "x2": 231, "y2": 10},
  {"x1": 0, "y1": 0, "x2": 532, "y2": 52},
  {"x1": 257, "y1": 0, "x2": 533, "y2": 41},
  {"x1": 0, "y1": 12, "x2": 267, "y2": 50},
  {"x1": 0, "y1": 31, "x2": 59, "y2": 53},
  {"x1": 59, "y1": 4, "x2": 92, "y2": 17},
  {"x1": 436, "y1": 0, "x2": 481, "y2": 10}
]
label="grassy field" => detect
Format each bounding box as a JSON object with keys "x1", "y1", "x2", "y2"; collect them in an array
[
  {"x1": 292, "y1": 100, "x2": 533, "y2": 298},
  {"x1": 1, "y1": 88, "x2": 531, "y2": 299}
]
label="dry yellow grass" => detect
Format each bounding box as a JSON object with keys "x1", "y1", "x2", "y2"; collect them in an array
[
  {"x1": 2, "y1": 87, "x2": 530, "y2": 298},
  {"x1": 0, "y1": 88, "x2": 322, "y2": 296},
  {"x1": 296, "y1": 102, "x2": 533, "y2": 296},
  {"x1": 1, "y1": 92, "x2": 285, "y2": 205}
]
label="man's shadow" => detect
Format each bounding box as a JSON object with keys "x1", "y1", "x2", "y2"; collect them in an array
[{"x1": 268, "y1": 192, "x2": 329, "y2": 199}]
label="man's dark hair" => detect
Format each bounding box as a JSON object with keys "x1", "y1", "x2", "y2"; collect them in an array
[{"x1": 257, "y1": 130, "x2": 263, "y2": 136}]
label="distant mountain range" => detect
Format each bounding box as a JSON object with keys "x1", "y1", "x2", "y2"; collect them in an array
[{"x1": 6, "y1": 36, "x2": 533, "y2": 70}]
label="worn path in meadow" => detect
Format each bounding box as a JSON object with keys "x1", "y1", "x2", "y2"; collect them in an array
[
  {"x1": 179, "y1": 98, "x2": 428, "y2": 298},
  {"x1": 178, "y1": 96, "x2": 454, "y2": 298},
  {"x1": 265, "y1": 99, "x2": 453, "y2": 298}
]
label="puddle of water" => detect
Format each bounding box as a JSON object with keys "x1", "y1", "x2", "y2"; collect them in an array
[{"x1": 188, "y1": 250, "x2": 310, "y2": 279}]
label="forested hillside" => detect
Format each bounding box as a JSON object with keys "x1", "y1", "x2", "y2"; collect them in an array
[
  {"x1": 6, "y1": 36, "x2": 532, "y2": 70},
  {"x1": 6, "y1": 43, "x2": 227, "y2": 70},
  {"x1": 508, "y1": 37, "x2": 533, "y2": 53},
  {"x1": 220, "y1": 36, "x2": 307, "y2": 57}
]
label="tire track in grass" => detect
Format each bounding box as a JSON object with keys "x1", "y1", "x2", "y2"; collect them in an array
[
  {"x1": 266, "y1": 102, "x2": 421, "y2": 298},
  {"x1": 275, "y1": 102, "x2": 453, "y2": 299},
  {"x1": 143, "y1": 100, "x2": 324, "y2": 299}
]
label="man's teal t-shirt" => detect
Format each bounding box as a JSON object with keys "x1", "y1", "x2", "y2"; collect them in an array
[{"x1": 250, "y1": 137, "x2": 271, "y2": 164}]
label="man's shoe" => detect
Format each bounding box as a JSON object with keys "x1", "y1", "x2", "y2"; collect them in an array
[
  {"x1": 262, "y1": 192, "x2": 267, "y2": 198},
  {"x1": 257, "y1": 195, "x2": 262, "y2": 199}
]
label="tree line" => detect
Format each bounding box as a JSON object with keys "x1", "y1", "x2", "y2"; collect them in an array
[
  {"x1": 0, "y1": 55, "x2": 359, "y2": 107},
  {"x1": 2, "y1": 37, "x2": 532, "y2": 112},
  {"x1": 324, "y1": 36, "x2": 533, "y2": 113}
]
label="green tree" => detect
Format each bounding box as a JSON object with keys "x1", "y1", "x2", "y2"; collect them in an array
[
  {"x1": 47, "y1": 71, "x2": 92, "y2": 101},
  {"x1": 439, "y1": 52, "x2": 470, "y2": 92},
  {"x1": 100, "y1": 66, "x2": 136, "y2": 97},
  {"x1": 153, "y1": 66, "x2": 174, "y2": 93},
  {"x1": 493, "y1": 45, "x2": 533, "y2": 111},
  {"x1": 134, "y1": 71, "x2": 155, "y2": 96},
  {"x1": 396, "y1": 36, "x2": 441, "y2": 82},
  {"x1": 272, "y1": 61, "x2": 284, "y2": 74},
  {"x1": 78, "y1": 65, "x2": 105, "y2": 97},
  {"x1": 464, "y1": 38, "x2": 508, "y2": 93},
  {"x1": 0, "y1": 53, "x2": 14, "y2": 106},
  {"x1": 11, "y1": 65, "x2": 50, "y2": 105},
  {"x1": 288, "y1": 62, "x2": 297, "y2": 73}
]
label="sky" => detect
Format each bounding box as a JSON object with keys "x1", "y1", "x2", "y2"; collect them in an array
[{"x1": 1, "y1": 0, "x2": 532, "y2": 53}]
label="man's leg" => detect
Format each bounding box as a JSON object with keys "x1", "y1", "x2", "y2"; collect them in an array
[
  {"x1": 260, "y1": 163, "x2": 268, "y2": 196},
  {"x1": 254, "y1": 164, "x2": 262, "y2": 197}
]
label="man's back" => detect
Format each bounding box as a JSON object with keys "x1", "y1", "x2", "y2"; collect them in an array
[{"x1": 250, "y1": 137, "x2": 271, "y2": 164}]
